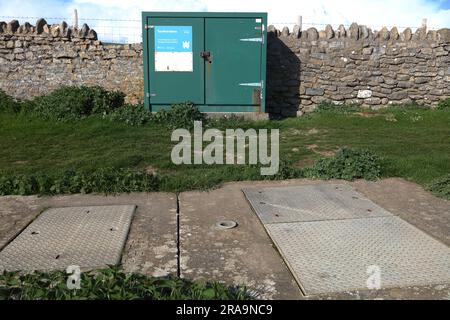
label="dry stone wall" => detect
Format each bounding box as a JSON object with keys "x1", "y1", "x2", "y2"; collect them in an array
[
  {"x1": 0, "y1": 19, "x2": 449, "y2": 115},
  {"x1": 0, "y1": 19, "x2": 143, "y2": 104},
  {"x1": 267, "y1": 23, "x2": 450, "y2": 116}
]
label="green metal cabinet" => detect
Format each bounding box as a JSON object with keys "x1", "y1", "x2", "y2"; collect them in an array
[{"x1": 142, "y1": 12, "x2": 268, "y2": 113}]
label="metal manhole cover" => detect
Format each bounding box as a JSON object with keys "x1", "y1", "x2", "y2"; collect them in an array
[
  {"x1": 266, "y1": 216, "x2": 450, "y2": 295},
  {"x1": 243, "y1": 184, "x2": 392, "y2": 223},
  {"x1": 0, "y1": 205, "x2": 136, "y2": 272}
]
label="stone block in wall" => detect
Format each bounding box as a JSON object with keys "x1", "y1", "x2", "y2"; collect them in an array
[
  {"x1": 364, "y1": 97, "x2": 382, "y2": 105},
  {"x1": 306, "y1": 88, "x2": 324, "y2": 96},
  {"x1": 357, "y1": 89, "x2": 372, "y2": 98},
  {"x1": 377, "y1": 27, "x2": 390, "y2": 41},
  {"x1": 281, "y1": 27, "x2": 290, "y2": 37},
  {"x1": 401, "y1": 28, "x2": 413, "y2": 41},
  {"x1": 389, "y1": 91, "x2": 409, "y2": 100},
  {"x1": 348, "y1": 23, "x2": 360, "y2": 40},
  {"x1": 437, "y1": 29, "x2": 450, "y2": 42},
  {"x1": 292, "y1": 25, "x2": 301, "y2": 38},
  {"x1": 305, "y1": 28, "x2": 319, "y2": 40},
  {"x1": 390, "y1": 27, "x2": 399, "y2": 40},
  {"x1": 36, "y1": 19, "x2": 47, "y2": 34},
  {"x1": 336, "y1": 25, "x2": 346, "y2": 38},
  {"x1": 324, "y1": 25, "x2": 334, "y2": 39},
  {"x1": 0, "y1": 22, "x2": 6, "y2": 33},
  {"x1": 6, "y1": 20, "x2": 20, "y2": 34},
  {"x1": 87, "y1": 30, "x2": 98, "y2": 40}
]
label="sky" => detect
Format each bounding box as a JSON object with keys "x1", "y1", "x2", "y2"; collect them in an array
[{"x1": 0, "y1": 0, "x2": 449, "y2": 42}]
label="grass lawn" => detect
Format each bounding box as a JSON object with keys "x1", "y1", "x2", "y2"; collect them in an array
[{"x1": 0, "y1": 107, "x2": 449, "y2": 193}]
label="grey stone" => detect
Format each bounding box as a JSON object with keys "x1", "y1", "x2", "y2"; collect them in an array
[
  {"x1": 50, "y1": 25, "x2": 60, "y2": 37},
  {"x1": 325, "y1": 25, "x2": 334, "y2": 39},
  {"x1": 80, "y1": 24, "x2": 90, "y2": 38},
  {"x1": 6, "y1": 20, "x2": 20, "y2": 33},
  {"x1": 348, "y1": 23, "x2": 360, "y2": 40},
  {"x1": 414, "y1": 77, "x2": 429, "y2": 84},
  {"x1": 364, "y1": 97, "x2": 382, "y2": 105},
  {"x1": 306, "y1": 88, "x2": 325, "y2": 96},
  {"x1": 437, "y1": 28, "x2": 450, "y2": 41},
  {"x1": 36, "y1": 18, "x2": 47, "y2": 34},
  {"x1": 427, "y1": 30, "x2": 438, "y2": 41},
  {"x1": 0, "y1": 21, "x2": 6, "y2": 33},
  {"x1": 336, "y1": 25, "x2": 346, "y2": 38},
  {"x1": 43, "y1": 24, "x2": 51, "y2": 34},
  {"x1": 23, "y1": 22, "x2": 32, "y2": 33},
  {"x1": 414, "y1": 27, "x2": 427, "y2": 40},
  {"x1": 378, "y1": 27, "x2": 390, "y2": 41},
  {"x1": 397, "y1": 74, "x2": 410, "y2": 81},
  {"x1": 292, "y1": 25, "x2": 301, "y2": 38},
  {"x1": 267, "y1": 25, "x2": 277, "y2": 36},
  {"x1": 421, "y1": 47, "x2": 433, "y2": 55},
  {"x1": 390, "y1": 91, "x2": 409, "y2": 100},
  {"x1": 359, "y1": 25, "x2": 370, "y2": 39},
  {"x1": 402, "y1": 28, "x2": 412, "y2": 41},
  {"x1": 397, "y1": 81, "x2": 412, "y2": 89},
  {"x1": 281, "y1": 27, "x2": 290, "y2": 37},
  {"x1": 357, "y1": 89, "x2": 373, "y2": 98},
  {"x1": 306, "y1": 27, "x2": 319, "y2": 40},
  {"x1": 362, "y1": 47, "x2": 373, "y2": 55},
  {"x1": 390, "y1": 27, "x2": 399, "y2": 40},
  {"x1": 87, "y1": 29, "x2": 98, "y2": 40}
]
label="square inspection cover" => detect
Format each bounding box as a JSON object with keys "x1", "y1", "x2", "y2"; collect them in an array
[
  {"x1": 266, "y1": 216, "x2": 450, "y2": 295},
  {"x1": 243, "y1": 184, "x2": 393, "y2": 224},
  {"x1": 0, "y1": 205, "x2": 136, "y2": 272}
]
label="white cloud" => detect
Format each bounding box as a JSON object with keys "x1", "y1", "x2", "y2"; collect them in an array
[{"x1": 1, "y1": 0, "x2": 449, "y2": 43}]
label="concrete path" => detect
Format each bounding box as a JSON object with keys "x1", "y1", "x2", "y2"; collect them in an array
[
  {"x1": 179, "y1": 188, "x2": 301, "y2": 299},
  {"x1": 1, "y1": 178, "x2": 450, "y2": 300}
]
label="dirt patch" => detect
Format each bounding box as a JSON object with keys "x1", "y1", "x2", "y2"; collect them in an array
[
  {"x1": 306, "y1": 144, "x2": 319, "y2": 150},
  {"x1": 306, "y1": 145, "x2": 337, "y2": 157},
  {"x1": 306, "y1": 128, "x2": 320, "y2": 135},
  {"x1": 295, "y1": 158, "x2": 316, "y2": 169},
  {"x1": 354, "y1": 112, "x2": 379, "y2": 118},
  {"x1": 286, "y1": 128, "x2": 324, "y2": 136},
  {"x1": 13, "y1": 161, "x2": 29, "y2": 165},
  {"x1": 146, "y1": 165, "x2": 158, "y2": 176}
]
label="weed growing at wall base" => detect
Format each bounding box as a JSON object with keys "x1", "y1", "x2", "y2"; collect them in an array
[{"x1": 23, "y1": 86, "x2": 126, "y2": 121}]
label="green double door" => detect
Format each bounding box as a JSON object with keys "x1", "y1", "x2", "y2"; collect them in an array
[{"x1": 148, "y1": 17, "x2": 264, "y2": 108}]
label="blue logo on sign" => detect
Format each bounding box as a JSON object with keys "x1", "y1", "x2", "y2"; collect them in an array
[{"x1": 155, "y1": 26, "x2": 193, "y2": 52}]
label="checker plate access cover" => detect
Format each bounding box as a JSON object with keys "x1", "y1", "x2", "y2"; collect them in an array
[
  {"x1": 243, "y1": 184, "x2": 393, "y2": 223},
  {"x1": 266, "y1": 217, "x2": 450, "y2": 295},
  {"x1": 0, "y1": 205, "x2": 136, "y2": 272},
  {"x1": 243, "y1": 185, "x2": 450, "y2": 295}
]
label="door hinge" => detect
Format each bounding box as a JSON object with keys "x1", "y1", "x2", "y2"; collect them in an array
[
  {"x1": 145, "y1": 25, "x2": 154, "y2": 30},
  {"x1": 239, "y1": 81, "x2": 263, "y2": 88},
  {"x1": 240, "y1": 37, "x2": 264, "y2": 44},
  {"x1": 147, "y1": 93, "x2": 156, "y2": 98}
]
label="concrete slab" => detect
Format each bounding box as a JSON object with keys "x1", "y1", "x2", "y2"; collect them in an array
[
  {"x1": 0, "y1": 205, "x2": 135, "y2": 272},
  {"x1": 179, "y1": 188, "x2": 303, "y2": 300},
  {"x1": 243, "y1": 184, "x2": 392, "y2": 223},
  {"x1": 0, "y1": 193, "x2": 178, "y2": 277},
  {"x1": 0, "y1": 195, "x2": 42, "y2": 250},
  {"x1": 0, "y1": 178, "x2": 449, "y2": 300}
]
